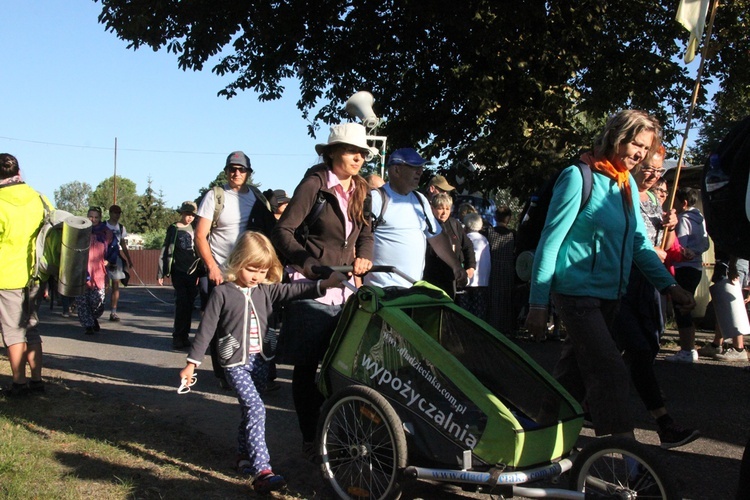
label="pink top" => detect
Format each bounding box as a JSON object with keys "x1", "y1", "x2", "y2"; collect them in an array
[
  {"x1": 288, "y1": 169, "x2": 356, "y2": 305},
  {"x1": 88, "y1": 224, "x2": 113, "y2": 290}
]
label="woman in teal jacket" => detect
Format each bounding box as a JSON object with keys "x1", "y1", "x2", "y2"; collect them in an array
[{"x1": 526, "y1": 110, "x2": 696, "y2": 440}]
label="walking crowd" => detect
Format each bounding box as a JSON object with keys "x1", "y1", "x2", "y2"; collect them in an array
[{"x1": 3, "y1": 110, "x2": 750, "y2": 495}]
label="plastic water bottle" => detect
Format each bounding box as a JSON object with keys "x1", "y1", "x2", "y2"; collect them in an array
[{"x1": 705, "y1": 153, "x2": 730, "y2": 193}]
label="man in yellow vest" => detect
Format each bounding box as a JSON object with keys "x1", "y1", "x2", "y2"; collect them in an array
[{"x1": 0, "y1": 153, "x2": 46, "y2": 397}]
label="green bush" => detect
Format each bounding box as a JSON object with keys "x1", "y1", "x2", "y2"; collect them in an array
[{"x1": 142, "y1": 229, "x2": 167, "y2": 250}]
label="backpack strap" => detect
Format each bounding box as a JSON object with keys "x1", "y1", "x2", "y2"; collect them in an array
[
  {"x1": 167, "y1": 223, "x2": 178, "y2": 276},
  {"x1": 295, "y1": 179, "x2": 327, "y2": 247},
  {"x1": 577, "y1": 161, "x2": 593, "y2": 211},
  {"x1": 372, "y1": 186, "x2": 390, "y2": 231},
  {"x1": 249, "y1": 185, "x2": 273, "y2": 212},
  {"x1": 32, "y1": 192, "x2": 53, "y2": 280},
  {"x1": 371, "y1": 186, "x2": 435, "y2": 235},
  {"x1": 211, "y1": 186, "x2": 224, "y2": 229},
  {"x1": 413, "y1": 190, "x2": 436, "y2": 235}
]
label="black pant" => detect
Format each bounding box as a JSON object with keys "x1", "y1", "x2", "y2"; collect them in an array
[
  {"x1": 292, "y1": 363, "x2": 325, "y2": 443},
  {"x1": 171, "y1": 270, "x2": 198, "y2": 341}
]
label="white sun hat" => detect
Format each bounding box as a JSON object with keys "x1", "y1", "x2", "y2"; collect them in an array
[{"x1": 315, "y1": 123, "x2": 378, "y2": 161}]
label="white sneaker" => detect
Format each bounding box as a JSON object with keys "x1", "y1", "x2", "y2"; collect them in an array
[
  {"x1": 714, "y1": 348, "x2": 748, "y2": 362},
  {"x1": 665, "y1": 349, "x2": 698, "y2": 363},
  {"x1": 697, "y1": 343, "x2": 722, "y2": 358}
]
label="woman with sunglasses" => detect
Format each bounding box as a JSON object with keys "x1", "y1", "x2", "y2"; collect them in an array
[{"x1": 610, "y1": 147, "x2": 700, "y2": 449}]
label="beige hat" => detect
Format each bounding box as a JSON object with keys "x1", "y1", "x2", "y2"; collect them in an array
[
  {"x1": 429, "y1": 175, "x2": 455, "y2": 192},
  {"x1": 315, "y1": 123, "x2": 378, "y2": 161},
  {"x1": 177, "y1": 201, "x2": 197, "y2": 214}
]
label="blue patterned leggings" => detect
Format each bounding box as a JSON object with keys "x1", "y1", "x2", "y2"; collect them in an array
[
  {"x1": 225, "y1": 354, "x2": 271, "y2": 475},
  {"x1": 76, "y1": 288, "x2": 105, "y2": 328}
]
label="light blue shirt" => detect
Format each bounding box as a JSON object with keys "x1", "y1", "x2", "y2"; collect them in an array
[{"x1": 365, "y1": 184, "x2": 440, "y2": 288}]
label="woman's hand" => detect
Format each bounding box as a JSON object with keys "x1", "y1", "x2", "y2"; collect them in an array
[
  {"x1": 667, "y1": 285, "x2": 696, "y2": 314},
  {"x1": 352, "y1": 257, "x2": 373, "y2": 276},
  {"x1": 525, "y1": 307, "x2": 549, "y2": 342},
  {"x1": 653, "y1": 247, "x2": 667, "y2": 262},
  {"x1": 661, "y1": 209, "x2": 678, "y2": 231}
]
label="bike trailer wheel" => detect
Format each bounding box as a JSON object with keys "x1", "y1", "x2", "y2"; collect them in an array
[
  {"x1": 569, "y1": 436, "x2": 679, "y2": 499},
  {"x1": 318, "y1": 385, "x2": 408, "y2": 500}
]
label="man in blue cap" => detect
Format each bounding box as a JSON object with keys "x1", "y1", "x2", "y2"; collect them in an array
[{"x1": 365, "y1": 148, "x2": 466, "y2": 289}]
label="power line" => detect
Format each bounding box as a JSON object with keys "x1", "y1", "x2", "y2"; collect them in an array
[{"x1": 0, "y1": 135, "x2": 311, "y2": 157}]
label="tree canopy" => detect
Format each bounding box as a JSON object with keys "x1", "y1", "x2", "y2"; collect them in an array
[
  {"x1": 89, "y1": 176, "x2": 139, "y2": 227},
  {"x1": 96, "y1": 0, "x2": 749, "y2": 197},
  {"x1": 54, "y1": 181, "x2": 92, "y2": 216}
]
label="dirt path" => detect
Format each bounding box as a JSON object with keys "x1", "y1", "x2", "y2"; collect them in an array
[{"x1": 32, "y1": 286, "x2": 749, "y2": 499}]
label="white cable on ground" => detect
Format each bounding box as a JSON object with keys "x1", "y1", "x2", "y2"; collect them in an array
[{"x1": 127, "y1": 266, "x2": 172, "y2": 305}]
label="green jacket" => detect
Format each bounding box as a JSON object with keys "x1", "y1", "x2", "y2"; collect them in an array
[{"x1": 0, "y1": 182, "x2": 45, "y2": 289}]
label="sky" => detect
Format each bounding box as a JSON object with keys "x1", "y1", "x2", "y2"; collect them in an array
[{"x1": 0, "y1": 1, "x2": 325, "y2": 209}]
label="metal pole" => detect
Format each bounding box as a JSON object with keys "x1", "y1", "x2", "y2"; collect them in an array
[
  {"x1": 113, "y1": 137, "x2": 118, "y2": 204},
  {"x1": 662, "y1": 0, "x2": 720, "y2": 249}
]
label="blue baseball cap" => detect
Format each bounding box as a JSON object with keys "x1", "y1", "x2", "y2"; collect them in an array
[{"x1": 387, "y1": 148, "x2": 428, "y2": 167}]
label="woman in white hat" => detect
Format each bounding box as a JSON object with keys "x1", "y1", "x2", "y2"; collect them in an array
[{"x1": 271, "y1": 123, "x2": 375, "y2": 458}]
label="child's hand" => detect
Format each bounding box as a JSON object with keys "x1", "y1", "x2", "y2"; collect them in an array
[
  {"x1": 321, "y1": 271, "x2": 348, "y2": 290},
  {"x1": 179, "y1": 364, "x2": 195, "y2": 385}
]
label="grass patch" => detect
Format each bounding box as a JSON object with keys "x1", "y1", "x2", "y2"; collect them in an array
[{"x1": 0, "y1": 355, "x2": 299, "y2": 499}]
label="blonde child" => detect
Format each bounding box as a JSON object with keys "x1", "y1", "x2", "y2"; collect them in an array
[{"x1": 179, "y1": 231, "x2": 344, "y2": 493}]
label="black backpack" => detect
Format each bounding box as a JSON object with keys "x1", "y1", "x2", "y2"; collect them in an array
[
  {"x1": 701, "y1": 115, "x2": 750, "y2": 259},
  {"x1": 515, "y1": 162, "x2": 593, "y2": 281}
]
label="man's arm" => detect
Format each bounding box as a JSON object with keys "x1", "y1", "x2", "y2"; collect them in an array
[
  {"x1": 120, "y1": 227, "x2": 133, "y2": 266},
  {"x1": 427, "y1": 232, "x2": 468, "y2": 288},
  {"x1": 194, "y1": 216, "x2": 223, "y2": 285}
]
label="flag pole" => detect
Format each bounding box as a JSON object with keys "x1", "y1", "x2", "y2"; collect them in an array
[
  {"x1": 662, "y1": 0, "x2": 720, "y2": 249},
  {"x1": 113, "y1": 137, "x2": 118, "y2": 204}
]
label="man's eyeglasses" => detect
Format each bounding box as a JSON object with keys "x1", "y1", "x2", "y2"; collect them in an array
[
  {"x1": 641, "y1": 167, "x2": 665, "y2": 177},
  {"x1": 226, "y1": 166, "x2": 249, "y2": 174}
]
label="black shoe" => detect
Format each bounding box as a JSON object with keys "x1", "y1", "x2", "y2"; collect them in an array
[
  {"x1": 218, "y1": 378, "x2": 232, "y2": 390},
  {"x1": 28, "y1": 380, "x2": 45, "y2": 393},
  {"x1": 658, "y1": 423, "x2": 700, "y2": 449},
  {"x1": 260, "y1": 380, "x2": 281, "y2": 394},
  {"x1": 1, "y1": 382, "x2": 30, "y2": 398},
  {"x1": 172, "y1": 338, "x2": 191, "y2": 350},
  {"x1": 85, "y1": 327, "x2": 95, "y2": 335},
  {"x1": 93, "y1": 319, "x2": 100, "y2": 332}
]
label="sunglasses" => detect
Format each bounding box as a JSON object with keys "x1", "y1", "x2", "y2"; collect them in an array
[{"x1": 225, "y1": 166, "x2": 249, "y2": 174}]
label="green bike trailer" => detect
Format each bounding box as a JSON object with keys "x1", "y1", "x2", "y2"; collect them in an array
[{"x1": 319, "y1": 282, "x2": 583, "y2": 471}]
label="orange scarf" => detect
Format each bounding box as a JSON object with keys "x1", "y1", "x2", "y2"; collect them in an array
[{"x1": 580, "y1": 152, "x2": 632, "y2": 207}]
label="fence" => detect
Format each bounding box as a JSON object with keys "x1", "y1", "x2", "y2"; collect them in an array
[{"x1": 129, "y1": 249, "x2": 169, "y2": 286}]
